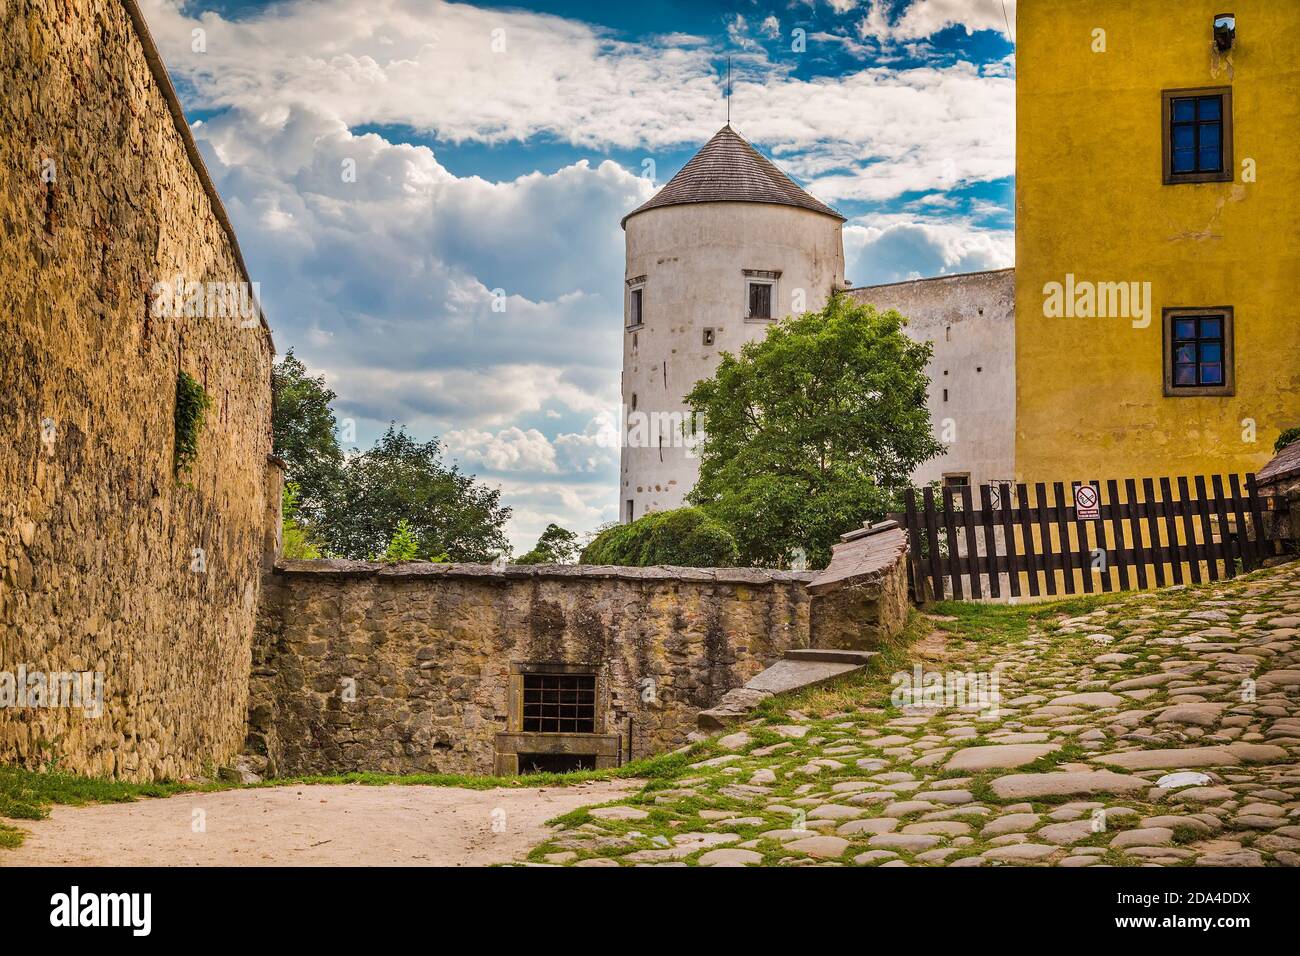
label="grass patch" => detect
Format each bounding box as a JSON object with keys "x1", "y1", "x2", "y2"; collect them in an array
[{"x1": 928, "y1": 593, "x2": 1118, "y2": 645}]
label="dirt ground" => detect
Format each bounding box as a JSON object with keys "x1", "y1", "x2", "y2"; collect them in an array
[{"x1": 0, "y1": 779, "x2": 637, "y2": 867}]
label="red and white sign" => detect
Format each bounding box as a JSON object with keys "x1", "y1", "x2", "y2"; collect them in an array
[{"x1": 1074, "y1": 483, "x2": 1101, "y2": 520}]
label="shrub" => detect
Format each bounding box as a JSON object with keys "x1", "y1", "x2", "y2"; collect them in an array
[
  {"x1": 381, "y1": 519, "x2": 421, "y2": 562},
  {"x1": 173, "y1": 370, "x2": 212, "y2": 477},
  {"x1": 580, "y1": 507, "x2": 739, "y2": 567},
  {"x1": 1275, "y1": 427, "x2": 1300, "y2": 453}
]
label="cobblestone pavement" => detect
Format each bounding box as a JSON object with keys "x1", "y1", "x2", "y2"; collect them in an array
[{"x1": 526, "y1": 560, "x2": 1300, "y2": 866}]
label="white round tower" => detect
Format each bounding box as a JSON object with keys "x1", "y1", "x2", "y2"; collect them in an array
[{"x1": 618, "y1": 124, "x2": 846, "y2": 522}]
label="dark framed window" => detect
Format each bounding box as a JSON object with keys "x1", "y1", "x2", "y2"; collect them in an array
[
  {"x1": 702, "y1": 327, "x2": 715, "y2": 347},
  {"x1": 1163, "y1": 307, "x2": 1234, "y2": 396},
  {"x1": 1162, "y1": 87, "x2": 1232, "y2": 184},
  {"x1": 522, "y1": 672, "x2": 596, "y2": 734},
  {"x1": 628, "y1": 287, "x2": 643, "y2": 328},
  {"x1": 747, "y1": 282, "x2": 772, "y2": 320}
]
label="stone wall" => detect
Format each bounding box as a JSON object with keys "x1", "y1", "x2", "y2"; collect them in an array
[
  {"x1": 248, "y1": 563, "x2": 815, "y2": 777},
  {"x1": 0, "y1": 0, "x2": 274, "y2": 780}
]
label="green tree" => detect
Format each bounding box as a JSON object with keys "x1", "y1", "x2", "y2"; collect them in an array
[
  {"x1": 281, "y1": 481, "x2": 323, "y2": 559},
  {"x1": 381, "y1": 519, "x2": 421, "y2": 562},
  {"x1": 318, "y1": 426, "x2": 511, "y2": 562},
  {"x1": 580, "y1": 507, "x2": 739, "y2": 567},
  {"x1": 685, "y1": 293, "x2": 942, "y2": 568},
  {"x1": 1275, "y1": 427, "x2": 1300, "y2": 453},
  {"x1": 517, "y1": 523, "x2": 580, "y2": 564},
  {"x1": 272, "y1": 350, "x2": 345, "y2": 521}
]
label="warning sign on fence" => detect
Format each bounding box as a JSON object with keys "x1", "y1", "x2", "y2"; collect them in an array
[{"x1": 1074, "y1": 482, "x2": 1101, "y2": 520}]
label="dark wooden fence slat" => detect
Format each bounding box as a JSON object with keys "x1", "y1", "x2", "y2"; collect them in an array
[
  {"x1": 903, "y1": 490, "x2": 926, "y2": 601},
  {"x1": 1179, "y1": 476, "x2": 1203, "y2": 584},
  {"x1": 1159, "y1": 476, "x2": 1184, "y2": 585},
  {"x1": 1124, "y1": 478, "x2": 1149, "y2": 590},
  {"x1": 1211, "y1": 474, "x2": 1235, "y2": 578},
  {"x1": 1228, "y1": 473, "x2": 1254, "y2": 571},
  {"x1": 977, "y1": 486, "x2": 998, "y2": 598},
  {"x1": 1194, "y1": 475, "x2": 1220, "y2": 582},
  {"x1": 1054, "y1": 481, "x2": 1076, "y2": 595},
  {"x1": 1016, "y1": 483, "x2": 1041, "y2": 596},
  {"x1": 1000, "y1": 483, "x2": 1022, "y2": 598},
  {"x1": 941, "y1": 486, "x2": 964, "y2": 600},
  {"x1": 1090, "y1": 478, "x2": 1112, "y2": 592},
  {"x1": 1035, "y1": 482, "x2": 1057, "y2": 596},
  {"x1": 1142, "y1": 478, "x2": 1166, "y2": 588},
  {"x1": 922, "y1": 486, "x2": 945, "y2": 600},
  {"x1": 960, "y1": 484, "x2": 982, "y2": 599},
  {"x1": 1246, "y1": 473, "x2": 1270, "y2": 566},
  {"x1": 1106, "y1": 479, "x2": 1131, "y2": 591}
]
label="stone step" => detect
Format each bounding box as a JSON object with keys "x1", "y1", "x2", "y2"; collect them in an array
[{"x1": 783, "y1": 648, "x2": 879, "y2": 665}]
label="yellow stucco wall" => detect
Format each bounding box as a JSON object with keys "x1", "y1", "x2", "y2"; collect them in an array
[{"x1": 1015, "y1": 0, "x2": 1300, "y2": 482}]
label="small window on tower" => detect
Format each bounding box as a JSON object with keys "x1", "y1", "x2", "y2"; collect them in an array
[
  {"x1": 702, "y1": 328, "x2": 715, "y2": 347},
  {"x1": 747, "y1": 282, "x2": 772, "y2": 320},
  {"x1": 628, "y1": 287, "x2": 643, "y2": 328}
]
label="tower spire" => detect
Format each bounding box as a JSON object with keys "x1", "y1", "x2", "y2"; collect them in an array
[{"x1": 726, "y1": 56, "x2": 731, "y2": 125}]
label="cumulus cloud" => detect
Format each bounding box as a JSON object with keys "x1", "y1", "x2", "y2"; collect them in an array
[
  {"x1": 857, "y1": 0, "x2": 1016, "y2": 42},
  {"x1": 444, "y1": 426, "x2": 559, "y2": 473},
  {"x1": 844, "y1": 214, "x2": 1013, "y2": 285},
  {"x1": 144, "y1": 0, "x2": 1012, "y2": 204}
]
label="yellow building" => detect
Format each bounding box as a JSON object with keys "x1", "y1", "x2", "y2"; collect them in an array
[{"x1": 1015, "y1": 0, "x2": 1300, "y2": 482}]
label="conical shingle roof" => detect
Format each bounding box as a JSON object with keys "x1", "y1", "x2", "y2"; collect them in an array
[{"x1": 621, "y1": 125, "x2": 844, "y2": 228}]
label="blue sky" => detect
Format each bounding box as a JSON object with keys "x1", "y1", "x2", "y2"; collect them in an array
[{"x1": 141, "y1": 0, "x2": 1016, "y2": 552}]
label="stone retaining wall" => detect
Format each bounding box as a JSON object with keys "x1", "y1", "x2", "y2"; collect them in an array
[{"x1": 248, "y1": 563, "x2": 815, "y2": 776}]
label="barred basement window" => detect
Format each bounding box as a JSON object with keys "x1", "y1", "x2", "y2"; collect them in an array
[{"x1": 522, "y1": 672, "x2": 596, "y2": 733}]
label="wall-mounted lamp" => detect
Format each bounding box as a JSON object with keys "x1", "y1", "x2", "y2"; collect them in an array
[{"x1": 1214, "y1": 13, "x2": 1236, "y2": 52}]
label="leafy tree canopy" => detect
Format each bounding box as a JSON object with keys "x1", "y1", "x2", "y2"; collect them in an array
[
  {"x1": 517, "y1": 523, "x2": 580, "y2": 565},
  {"x1": 685, "y1": 293, "x2": 942, "y2": 568},
  {"x1": 318, "y1": 425, "x2": 511, "y2": 562},
  {"x1": 272, "y1": 350, "x2": 344, "y2": 520},
  {"x1": 580, "y1": 507, "x2": 739, "y2": 567}
]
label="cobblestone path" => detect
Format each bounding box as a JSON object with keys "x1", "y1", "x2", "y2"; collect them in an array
[{"x1": 527, "y1": 561, "x2": 1300, "y2": 866}]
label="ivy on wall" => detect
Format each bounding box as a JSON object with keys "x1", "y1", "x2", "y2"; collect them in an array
[{"x1": 173, "y1": 370, "x2": 212, "y2": 477}]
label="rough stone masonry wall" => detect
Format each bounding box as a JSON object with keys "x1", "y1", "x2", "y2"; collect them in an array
[
  {"x1": 249, "y1": 564, "x2": 814, "y2": 777},
  {"x1": 0, "y1": 0, "x2": 274, "y2": 780}
]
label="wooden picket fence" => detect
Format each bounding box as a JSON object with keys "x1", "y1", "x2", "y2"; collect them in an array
[{"x1": 895, "y1": 474, "x2": 1290, "y2": 603}]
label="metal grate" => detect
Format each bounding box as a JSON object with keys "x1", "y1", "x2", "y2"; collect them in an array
[{"x1": 522, "y1": 673, "x2": 596, "y2": 733}]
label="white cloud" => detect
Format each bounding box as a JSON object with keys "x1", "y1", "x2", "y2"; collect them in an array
[
  {"x1": 844, "y1": 213, "x2": 1013, "y2": 285},
  {"x1": 143, "y1": 0, "x2": 1012, "y2": 204},
  {"x1": 858, "y1": 0, "x2": 1016, "y2": 42},
  {"x1": 444, "y1": 426, "x2": 559, "y2": 473}
]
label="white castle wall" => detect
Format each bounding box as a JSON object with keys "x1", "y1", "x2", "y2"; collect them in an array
[
  {"x1": 620, "y1": 201, "x2": 845, "y2": 519},
  {"x1": 846, "y1": 269, "x2": 1016, "y2": 489}
]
